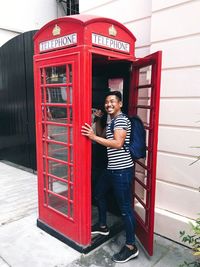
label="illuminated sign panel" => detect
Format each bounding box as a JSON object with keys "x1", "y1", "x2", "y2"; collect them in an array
[
  {"x1": 39, "y1": 33, "x2": 77, "y2": 52},
  {"x1": 92, "y1": 33, "x2": 130, "y2": 53}
]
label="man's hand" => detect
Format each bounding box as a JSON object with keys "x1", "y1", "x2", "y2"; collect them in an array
[
  {"x1": 94, "y1": 109, "x2": 104, "y2": 119},
  {"x1": 81, "y1": 123, "x2": 96, "y2": 141},
  {"x1": 81, "y1": 122, "x2": 126, "y2": 149}
]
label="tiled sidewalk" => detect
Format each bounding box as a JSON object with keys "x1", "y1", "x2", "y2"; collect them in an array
[{"x1": 0, "y1": 162, "x2": 195, "y2": 267}]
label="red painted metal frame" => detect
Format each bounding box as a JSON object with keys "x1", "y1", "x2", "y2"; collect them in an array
[
  {"x1": 129, "y1": 51, "x2": 162, "y2": 255},
  {"x1": 34, "y1": 15, "x2": 136, "y2": 247},
  {"x1": 34, "y1": 51, "x2": 91, "y2": 244}
]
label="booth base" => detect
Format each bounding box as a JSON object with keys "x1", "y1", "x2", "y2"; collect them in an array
[{"x1": 37, "y1": 219, "x2": 123, "y2": 254}]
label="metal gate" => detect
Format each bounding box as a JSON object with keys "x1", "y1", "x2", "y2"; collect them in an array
[{"x1": 0, "y1": 31, "x2": 36, "y2": 170}]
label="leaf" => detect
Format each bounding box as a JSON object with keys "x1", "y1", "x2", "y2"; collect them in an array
[
  {"x1": 180, "y1": 231, "x2": 186, "y2": 236},
  {"x1": 193, "y1": 251, "x2": 200, "y2": 256}
]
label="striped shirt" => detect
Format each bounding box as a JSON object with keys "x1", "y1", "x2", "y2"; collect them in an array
[{"x1": 106, "y1": 113, "x2": 134, "y2": 170}]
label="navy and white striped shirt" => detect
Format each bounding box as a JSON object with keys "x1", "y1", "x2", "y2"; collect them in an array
[{"x1": 106, "y1": 114, "x2": 134, "y2": 170}]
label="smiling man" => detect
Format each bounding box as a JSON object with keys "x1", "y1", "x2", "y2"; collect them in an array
[{"x1": 81, "y1": 91, "x2": 139, "y2": 263}]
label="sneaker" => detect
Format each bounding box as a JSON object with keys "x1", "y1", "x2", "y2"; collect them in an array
[
  {"x1": 112, "y1": 245, "x2": 139, "y2": 263},
  {"x1": 91, "y1": 224, "x2": 110, "y2": 236}
]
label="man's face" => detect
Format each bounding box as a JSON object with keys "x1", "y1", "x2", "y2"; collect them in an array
[{"x1": 104, "y1": 95, "x2": 122, "y2": 117}]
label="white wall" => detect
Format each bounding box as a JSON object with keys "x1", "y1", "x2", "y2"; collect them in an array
[
  {"x1": 80, "y1": 0, "x2": 200, "y2": 243},
  {"x1": 0, "y1": 0, "x2": 64, "y2": 46},
  {"x1": 151, "y1": 0, "x2": 200, "y2": 241},
  {"x1": 80, "y1": 0, "x2": 152, "y2": 56},
  {"x1": 0, "y1": 29, "x2": 19, "y2": 47}
]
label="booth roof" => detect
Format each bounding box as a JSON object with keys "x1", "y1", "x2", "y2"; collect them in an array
[{"x1": 33, "y1": 14, "x2": 136, "y2": 41}]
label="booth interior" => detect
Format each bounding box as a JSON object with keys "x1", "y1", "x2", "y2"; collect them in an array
[{"x1": 91, "y1": 53, "x2": 132, "y2": 238}]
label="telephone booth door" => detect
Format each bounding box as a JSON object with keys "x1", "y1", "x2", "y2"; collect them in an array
[
  {"x1": 129, "y1": 51, "x2": 162, "y2": 256},
  {"x1": 34, "y1": 53, "x2": 89, "y2": 245},
  {"x1": 90, "y1": 51, "x2": 161, "y2": 256}
]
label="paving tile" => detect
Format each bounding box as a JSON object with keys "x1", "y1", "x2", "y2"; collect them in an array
[
  {"x1": 0, "y1": 162, "x2": 37, "y2": 226},
  {"x1": 0, "y1": 213, "x2": 80, "y2": 267},
  {"x1": 0, "y1": 257, "x2": 9, "y2": 267},
  {"x1": 155, "y1": 241, "x2": 195, "y2": 267}
]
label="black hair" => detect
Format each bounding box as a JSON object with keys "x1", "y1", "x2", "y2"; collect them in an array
[{"x1": 105, "y1": 90, "x2": 122, "y2": 102}]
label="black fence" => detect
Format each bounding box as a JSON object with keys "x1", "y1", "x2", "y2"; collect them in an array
[{"x1": 0, "y1": 30, "x2": 37, "y2": 170}]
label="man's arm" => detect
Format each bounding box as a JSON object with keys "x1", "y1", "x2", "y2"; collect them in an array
[{"x1": 81, "y1": 123, "x2": 126, "y2": 149}]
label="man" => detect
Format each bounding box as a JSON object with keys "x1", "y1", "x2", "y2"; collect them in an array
[{"x1": 81, "y1": 91, "x2": 139, "y2": 263}]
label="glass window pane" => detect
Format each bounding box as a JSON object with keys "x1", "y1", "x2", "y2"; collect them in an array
[
  {"x1": 138, "y1": 87, "x2": 151, "y2": 98},
  {"x1": 69, "y1": 146, "x2": 73, "y2": 163},
  {"x1": 40, "y1": 63, "x2": 74, "y2": 218},
  {"x1": 137, "y1": 150, "x2": 150, "y2": 166},
  {"x1": 138, "y1": 66, "x2": 152, "y2": 86},
  {"x1": 42, "y1": 106, "x2": 72, "y2": 124},
  {"x1": 44, "y1": 189, "x2": 47, "y2": 204},
  {"x1": 41, "y1": 87, "x2": 69, "y2": 104},
  {"x1": 135, "y1": 166, "x2": 148, "y2": 186},
  {"x1": 48, "y1": 87, "x2": 67, "y2": 103},
  {"x1": 43, "y1": 173, "x2": 47, "y2": 189},
  {"x1": 69, "y1": 86, "x2": 73, "y2": 104},
  {"x1": 45, "y1": 65, "x2": 66, "y2": 84},
  {"x1": 135, "y1": 181, "x2": 147, "y2": 205},
  {"x1": 137, "y1": 108, "x2": 150, "y2": 127},
  {"x1": 137, "y1": 97, "x2": 151, "y2": 107},
  {"x1": 68, "y1": 64, "x2": 72, "y2": 83},
  {"x1": 48, "y1": 159, "x2": 68, "y2": 180},
  {"x1": 48, "y1": 193, "x2": 68, "y2": 215},
  {"x1": 42, "y1": 106, "x2": 53, "y2": 122},
  {"x1": 43, "y1": 158, "x2": 46, "y2": 171},
  {"x1": 69, "y1": 166, "x2": 73, "y2": 182},
  {"x1": 69, "y1": 107, "x2": 73, "y2": 123},
  {"x1": 47, "y1": 125, "x2": 68, "y2": 143},
  {"x1": 50, "y1": 106, "x2": 67, "y2": 121},
  {"x1": 69, "y1": 184, "x2": 73, "y2": 200},
  {"x1": 48, "y1": 143, "x2": 68, "y2": 162},
  {"x1": 48, "y1": 177, "x2": 68, "y2": 197},
  {"x1": 69, "y1": 202, "x2": 73, "y2": 218},
  {"x1": 134, "y1": 198, "x2": 146, "y2": 224},
  {"x1": 69, "y1": 126, "x2": 73, "y2": 144},
  {"x1": 40, "y1": 68, "x2": 44, "y2": 84}
]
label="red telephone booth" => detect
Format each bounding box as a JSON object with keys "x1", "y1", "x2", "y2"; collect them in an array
[{"x1": 33, "y1": 15, "x2": 161, "y2": 255}]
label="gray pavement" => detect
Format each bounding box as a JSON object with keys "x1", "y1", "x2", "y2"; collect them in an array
[{"x1": 0, "y1": 162, "x2": 195, "y2": 267}]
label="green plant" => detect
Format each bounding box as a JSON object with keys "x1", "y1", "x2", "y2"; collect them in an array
[{"x1": 179, "y1": 215, "x2": 200, "y2": 267}]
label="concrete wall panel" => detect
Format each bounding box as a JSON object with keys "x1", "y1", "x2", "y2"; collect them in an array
[
  {"x1": 151, "y1": 1, "x2": 200, "y2": 42},
  {"x1": 157, "y1": 152, "x2": 200, "y2": 189},
  {"x1": 80, "y1": 0, "x2": 151, "y2": 24},
  {"x1": 152, "y1": 0, "x2": 193, "y2": 12},
  {"x1": 159, "y1": 99, "x2": 200, "y2": 127},
  {"x1": 161, "y1": 68, "x2": 200, "y2": 97},
  {"x1": 156, "y1": 181, "x2": 200, "y2": 219},
  {"x1": 151, "y1": 36, "x2": 200, "y2": 69},
  {"x1": 158, "y1": 126, "x2": 200, "y2": 156},
  {"x1": 135, "y1": 47, "x2": 150, "y2": 58},
  {"x1": 125, "y1": 18, "x2": 151, "y2": 48}
]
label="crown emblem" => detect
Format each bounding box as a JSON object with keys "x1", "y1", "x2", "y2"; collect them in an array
[
  {"x1": 52, "y1": 24, "x2": 61, "y2": 36},
  {"x1": 109, "y1": 25, "x2": 117, "y2": 36}
]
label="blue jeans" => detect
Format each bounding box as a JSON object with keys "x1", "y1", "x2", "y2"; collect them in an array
[{"x1": 94, "y1": 167, "x2": 135, "y2": 245}]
